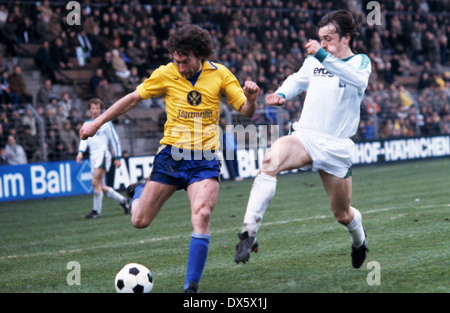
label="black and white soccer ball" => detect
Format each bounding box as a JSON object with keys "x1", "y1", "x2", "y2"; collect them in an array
[{"x1": 115, "y1": 263, "x2": 153, "y2": 293}]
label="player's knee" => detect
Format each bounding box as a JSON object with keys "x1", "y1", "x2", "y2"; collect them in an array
[
  {"x1": 132, "y1": 215, "x2": 151, "y2": 229},
  {"x1": 192, "y1": 207, "x2": 212, "y2": 227},
  {"x1": 333, "y1": 209, "x2": 352, "y2": 225},
  {"x1": 131, "y1": 207, "x2": 152, "y2": 229},
  {"x1": 261, "y1": 153, "x2": 279, "y2": 174}
]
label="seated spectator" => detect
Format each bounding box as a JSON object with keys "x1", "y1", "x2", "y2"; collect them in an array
[
  {"x1": 397, "y1": 53, "x2": 412, "y2": 76},
  {"x1": 418, "y1": 72, "x2": 432, "y2": 89},
  {"x1": 17, "y1": 125, "x2": 38, "y2": 162},
  {"x1": 111, "y1": 49, "x2": 130, "y2": 88},
  {"x1": 0, "y1": 123, "x2": 7, "y2": 147},
  {"x1": 1, "y1": 15, "x2": 18, "y2": 56},
  {"x1": 37, "y1": 0, "x2": 53, "y2": 21},
  {"x1": 8, "y1": 65, "x2": 32, "y2": 107},
  {"x1": 89, "y1": 68, "x2": 104, "y2": 93},
  {"x1": 124, "y1": 40, "x2": 145, "y2": 73},
  {"x1": 35, "y1": 11, "x2": 54, "y2": 43},
  {"x1": 100, "y1": 26, "x2": 115, "y2": 52},
  {"x1": 58, "y1": 120, "x2": 79, "y2": 159},
  {"x1": 48, "y1": 14, "x2": 63, "y2": 42},
  {"x1": 67, "y1": 107, "x2": 83, "y2": 130},
  {"x1": 55, "y1": 105, "x2": 68, "y2": 130},
  {"x1": 126, "y1": 66, "x2": 140, "y2": 93},
  {"x1": 0, "y1": 51, "x2": 6, "y2": 75},
  {"x1": 46, "y1": 97, "x2": 60, "y2": 116},
  {"x1": 0, "y1": 5, "x2": 7, "y2": 29},
  {"x1": 0, "y1": 145, "x2": 7, "y2": 164},
  {"x1": 57, "y1": 92, "x2": 73, "y2": 118},
  {"x1": 44, "y1": 106, "x2": 59, "y2": 133},
  {"x1": 0, "y1": 71, "x2": 12, "y2": 105},
  {"x1": 50, "y1": 37, "x2": 74, "y2": 70},
  {"x1": 95, "y1": 77, "x2": 115, "y2": 106},
  {"x1": 5, "y1": 134, "x2": 27, "y2": 164},
  {"x1": 87, "y1": 24, "x2": 107, "y2": 57},
  {"x1": 10, "y1": 110, "x2": 23, "y2": 133},
  {"x1": 35, "y1": 41, "x2": 55, "y2": 81},
  {"x1": 99, "y1": 51, "x2": 116, "y2": 82},
  {"x1": 0, "y1": 110, "x2": 11, "y2": 135},
  {"x1": 46, "y1": 128, "x2": 66, "y2": 161},
  {"x1": 16, "y1": 16, "x2": 35, "y2": 44},
  {"x1": 35, "y1": 79, "x2": 54, "y2": 107},
  {"x1": 76, "y1": 30, "x2": 93, "y2": 61},
  {"x1": 21, "y1": 108, "x2": 37, "y2": 136}
]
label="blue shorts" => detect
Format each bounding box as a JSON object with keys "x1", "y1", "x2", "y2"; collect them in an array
[{"x1": 149, "y1": 145, "x2": 221, "y2": 190}]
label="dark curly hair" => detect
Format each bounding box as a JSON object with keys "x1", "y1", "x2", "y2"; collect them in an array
[
  {"x1": 167, "y1": 24, "x2": 214, "y2": 61},
  {"x1": 317, "y1": 10, "x2": 359, "y2": 53}
]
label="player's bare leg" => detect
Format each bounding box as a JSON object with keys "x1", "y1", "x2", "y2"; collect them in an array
[
  {"x1": 85, "y1": 168, "x2": 106, "y2": 218},
  {"x1": 187, "y1": 178, "x2": 219, "y2": 235},
  {"x1": 131, "y1": 181, "x2": 177, "y2": 229},
  {"x1": 235, "y1": 135, "x2": 311, "y2": 263},
  {"x1": 184, "y1": 178, "x2": 219, "y2": 292},
  {"x1": 98, "y1": 175, "x2": 130, "y2": 215},
  {"x1": 319, "y1": 171, "x2": 368, "y2": 268}
]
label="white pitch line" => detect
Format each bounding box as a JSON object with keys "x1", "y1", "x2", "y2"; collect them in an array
[{"x1": 1, "y1": 203, "x2": 447, "y2": 261}]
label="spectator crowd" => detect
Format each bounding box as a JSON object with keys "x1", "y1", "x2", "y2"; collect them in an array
[{"x1": 0, "y1": 0, "x2": 449, "y2": 165}]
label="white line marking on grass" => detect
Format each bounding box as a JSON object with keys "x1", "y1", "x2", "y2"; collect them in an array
[{"x1": 1, "y1": 203, "x2": 447, "y2": 261}]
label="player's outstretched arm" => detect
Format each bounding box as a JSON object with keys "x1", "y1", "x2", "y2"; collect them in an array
[
  {"x1": 80, "y1": 91, "x2": 143, "y2": 140},
  {"x1": 239, "y1": 80, "x2": 259, "y2": 118}
]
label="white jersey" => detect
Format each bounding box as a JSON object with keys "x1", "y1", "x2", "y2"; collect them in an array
[
  {"x1": 276, "y1": 50, "x2": 371, "y2": 138},
  {"x1": 78, "y1": 120, "x2": 122, "y2": 170}
]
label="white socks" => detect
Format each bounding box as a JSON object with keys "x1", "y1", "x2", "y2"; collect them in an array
[
  {"x1": 93, "y1": 191, "x2": 103, "y2": 214},
  {"x1": 243, "y1": 173, "x2": 277, "y2": 236},
  {"x1": 344, "y1": 207, "x2": 365, "y2": 248},
  {"x1": 94, "y1": 188, "x2": 127, "y2": 214},
  {"x1": 242, "y1": 173, "x2": 365, "y2": 249},
  {"x1": 106, "y1": 187, "x2": 127, "y2": 204}
]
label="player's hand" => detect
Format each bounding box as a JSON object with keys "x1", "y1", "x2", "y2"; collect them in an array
[
  {"x1": 76, "y1": 152, "x2": 83, "y2": 164},
  {"x1": 243, "y1": 80, "x2": 259, "y2": 101},
  {"x1": 265, "y1": 93, "x2": 285, "y2": 106},
  {"x1": 305, "y1": 39, "x2": 321, "y2": 55},
  {"x1": 79, "y1": 121, "x2": 99, "y2": 140}
]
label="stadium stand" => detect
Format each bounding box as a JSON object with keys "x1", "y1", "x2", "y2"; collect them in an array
[{"x1": 0, "y1": 0, "x2": 448, "y2": 163}]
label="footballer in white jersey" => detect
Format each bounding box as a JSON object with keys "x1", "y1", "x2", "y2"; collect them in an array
[
  {"x1": 276, "y1": 52, "x2": 371, "y2": 139},
  {"x1": 77, "y1": 98, "x2": 129, "y2": 218},
  {"x1": 235, "y1": 10, "x2": 370, "y2": 270},
  {"x1": 78, "y1": 120, "x2": 121, "y2": 172}
]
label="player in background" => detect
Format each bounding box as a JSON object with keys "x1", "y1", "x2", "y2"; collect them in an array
[
  {"x1": 79, "y1": 25, "x2": 259, "y2": 292},
  {"x1": 77, "y1": 98, "x2": 130, "y2": 218},
  {"x1": 234, "y1": 10, "x2": 371, "y2": 269}
]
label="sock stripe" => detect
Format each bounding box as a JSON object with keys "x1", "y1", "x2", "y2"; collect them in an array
[{"x1": 192, "y1": 233, "x2": 211, "y2": 241}]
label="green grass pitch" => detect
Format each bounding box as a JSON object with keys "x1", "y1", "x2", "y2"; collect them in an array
[{"x1": 0, "y1": 158, "x2": 448, "y2": 293}]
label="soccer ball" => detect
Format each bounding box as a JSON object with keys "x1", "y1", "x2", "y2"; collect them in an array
[{"x1": 115, "y1": 263, "x2": 153, "y2": 293}]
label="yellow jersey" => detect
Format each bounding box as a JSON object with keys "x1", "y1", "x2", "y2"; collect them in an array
[{"x1": 136, "y1": 61, "x2": 246, "y2": 151}]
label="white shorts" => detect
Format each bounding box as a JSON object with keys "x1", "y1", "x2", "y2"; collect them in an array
[
  {"x1": 291, "y1": 123, "x2": 354, "y2": 178},
  {"x1": 90, "y1": 150, "x2": 112, "y2": 172}
]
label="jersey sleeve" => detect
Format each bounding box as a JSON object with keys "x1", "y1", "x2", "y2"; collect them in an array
[
  {"x1": 78, "y1": 122, "x2": 88, "y2": 153},
  {"x1": 78, "y1": 139, "x2": 87, "y2": 153},
  {"x1": 136, "y1": 65, "x2": 167, "y2": 100},
  {"x1": 316, "y1": 48, "x2": 371, "y2": 90},
  {"x1": 105, "y1": 122, "x2": 122, "y2": 159},
  {"x1": 275, "y1": 57, "x2": 312, "y2": 100},
  {"x1": 221, "y1": 67, "x2": 247, "y2": 111}
]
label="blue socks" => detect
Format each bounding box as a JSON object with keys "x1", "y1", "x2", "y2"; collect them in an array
[
  {"x1": 184, "y1": 233, "x2": 210, "y2": 290},
  {"x1": 131, "y1": 183, "x2": 210, "y2": 290},
  {"x1": 130, "y1": 183, "x2": 145, "y2": 208}
]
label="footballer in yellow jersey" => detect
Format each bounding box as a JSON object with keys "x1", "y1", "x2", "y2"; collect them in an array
[
  {"x1": 79, "y1": 24, "x2": 259, "y2": 293},
  {"x1": 136, "y1": 60, "x2": 246, "y2": 151}
]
